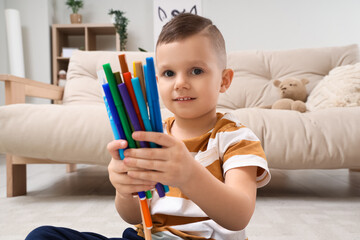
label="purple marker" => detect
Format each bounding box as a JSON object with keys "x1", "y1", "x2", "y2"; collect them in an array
[
  {"x1": 118, "y1": 83, "x2": 149, "y2": 148},
  {"x1": 155, "y1": 183, "x2": 165, "y2": 198},
  {"x1": 119, "y1": 83, "x2": 166, "y2": 197}
]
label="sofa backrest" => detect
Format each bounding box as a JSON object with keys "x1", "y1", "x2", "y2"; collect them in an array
[{"x1": 63, "y1": 44, "x2": 359, "y2": 109}]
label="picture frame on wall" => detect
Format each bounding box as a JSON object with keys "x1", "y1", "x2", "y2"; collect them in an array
[{"x1": 153, "y1": 0, "x2": 202, "y2": 47}]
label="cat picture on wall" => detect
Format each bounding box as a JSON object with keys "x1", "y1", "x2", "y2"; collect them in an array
[
  {"x1": 158, "y1": 5, "x2": 198, "y2": 22},
  {"x1": 153, "y1": 0, "x2": 202, "y2": 47}
]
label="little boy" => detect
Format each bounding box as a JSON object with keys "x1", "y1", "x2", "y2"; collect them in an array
[
  {"x1": 107, "y1": 13, "x2": 270, "y2": 239},
  {"x1": 26, "y1": 13, "x2": 270, "y2": 240}
]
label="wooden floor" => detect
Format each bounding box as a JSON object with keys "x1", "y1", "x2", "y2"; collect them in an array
[{"x1": 0, "y1": 153, "x2": 360, "y2": 240}]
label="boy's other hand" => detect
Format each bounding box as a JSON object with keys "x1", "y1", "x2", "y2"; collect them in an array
[
  {"x1": 107, "y1": 140, "x2": 157, "y2": 198},
  {"x1": 123, "y1": 131, "x2": 201, "y2": 189}
]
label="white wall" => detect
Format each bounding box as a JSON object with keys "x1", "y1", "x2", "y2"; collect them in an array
[
  {"x1": 1, "y1": 0, "x2": 360, "y2": 106},
  {"x1": 204, "y1": 0, "x2": 360, "y2": 51}
]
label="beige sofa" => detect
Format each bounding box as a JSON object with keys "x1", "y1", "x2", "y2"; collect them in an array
[{"x1": 1, "y1": 44, "x2": 360, "y2": 197}]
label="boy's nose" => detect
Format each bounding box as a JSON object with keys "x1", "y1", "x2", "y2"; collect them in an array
[{"x1": 174, "y1": 76, "x2": 190, "y2": 90}]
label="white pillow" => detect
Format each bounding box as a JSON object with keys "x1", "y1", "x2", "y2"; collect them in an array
[{"x1": 306, "y1": 63, "x2": 360, "y2": 111}]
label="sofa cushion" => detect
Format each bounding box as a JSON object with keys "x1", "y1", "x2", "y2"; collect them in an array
[
  {"x1": 231, "y1": 107, "x2": 360, "y2": 169},
  {"x1": 218, "y1": 44, "x2": 359, "y2": 109},
  {"x1": 0, "y1": 104, "x2": 113, "y2": 165},
  {"x1": 0, "y1": 103, "x2": 172, "y2": 165},
  {"x1": 306, "y1": 62, "x2": 360, "y2": 111}
]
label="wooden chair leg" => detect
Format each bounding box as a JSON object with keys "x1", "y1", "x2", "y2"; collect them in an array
[
  {"x1": 7, "y1": 154, "x2": 27, "y2": 197},
  {"x1": 66, "y1": 164, "x2": 77, "y2": 173}
]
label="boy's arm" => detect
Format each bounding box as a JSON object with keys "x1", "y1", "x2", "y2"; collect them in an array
[
  {"x1": 181, "y1": 164, "x2": 257, "y2": 231},
  {"x1": 114, "y1": 191, "x2": 142, "y2": 225}
]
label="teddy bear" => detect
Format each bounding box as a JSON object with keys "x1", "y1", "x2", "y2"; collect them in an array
[{"x1": 265, "y1": 78, "x2": 309, "y2": 113}]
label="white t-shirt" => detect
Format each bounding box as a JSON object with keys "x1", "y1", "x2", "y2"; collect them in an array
[{"x1": 137, "y1": 113, "x2": 271, "y2": 240}]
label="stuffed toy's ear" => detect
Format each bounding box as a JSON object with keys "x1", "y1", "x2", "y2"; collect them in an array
[
  {"x1": 301, "y1": 79, "x2": 309, "y2": 85},
  {"x1": 273, "y1": 80, "x2": 281, "y2": 87}
]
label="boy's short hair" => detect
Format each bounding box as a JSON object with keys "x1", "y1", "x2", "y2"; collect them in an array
[{"x1": 156, "y1": 13, "x2": 227, "y2": 69}]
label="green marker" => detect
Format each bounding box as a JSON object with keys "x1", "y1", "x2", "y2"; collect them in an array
[
  {"x1": 103, "y1": 63, "x2": 136, "y2": 148},
  {"x1": 114, "y1": 72, "x2": 122, "y2": 85},
  {"x1": 145, "y1": 190, "x2": 152, "y2": 199}
]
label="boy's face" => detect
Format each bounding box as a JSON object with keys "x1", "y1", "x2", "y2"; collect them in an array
[{"x1": 156, "y1": 33, "x2": 227, "y2": 120}]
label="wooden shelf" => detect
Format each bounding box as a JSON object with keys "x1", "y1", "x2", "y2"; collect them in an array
[
  {"x1": 57, "y1": 57, "x2": 70, "y2": 60},
  {"x1": 51, "y1": 23, "x2": 120, "y2": 85}
]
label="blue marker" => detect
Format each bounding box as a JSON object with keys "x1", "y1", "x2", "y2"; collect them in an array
[
  {"x1": 143, "y1": 65, "x2": 155, "y2": 129},
  {"x1": 146, "y1": 57, "x2": 163, "y2": 133},
  {"x1": 102, "y1": 84, "x2": 126, "y2": 159},
  {"x1": 98, "y1": 70, "x2": 126, "y2": 159},
  {"x1": 143, "y1": 59, "x2": 170, "y2": 194}
]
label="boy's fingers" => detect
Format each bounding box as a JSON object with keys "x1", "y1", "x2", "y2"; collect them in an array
[
  {"x1": 109, "y1": 158, "x2": 146, "y2": 174},
  {"x1": 122, "y1": 185, "x2": 155, "y2": 194},
  {"x1": 124, "y1": 157, "x2": 166, "y2": 171},
  {"x1": 107, "y1": 140, "x2": 128, "y2": 159},
  {"x1": 128, "y1": 170, "x2": 163, "y2": 183},
  {"x1": 107, "y1": 139, "x2": 128, "y2": 151},
  {"x1": 110, "y1": 171, "x2": 156, "y2": 186},
  {"x1": 124, "y1": 148, "x2": 165, "y2": 161},
  {"x1": 108, "y1": 158, "x2": 127, "y2": 173},
  {"x1": 132, "y1": 131, "x2": 176, "y2": 147}
]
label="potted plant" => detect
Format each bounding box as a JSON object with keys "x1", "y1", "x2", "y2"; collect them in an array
[
  {"x1": 66, "y1": 0, "x2": 84, "y2": 24},
  {"x1": 109, "y1": 9, "x2": 129, "y2": 51}
]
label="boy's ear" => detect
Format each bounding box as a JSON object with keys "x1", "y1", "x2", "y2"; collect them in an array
[{"x1": 220, "y1": 69, "x2": 233, "y2": 93}]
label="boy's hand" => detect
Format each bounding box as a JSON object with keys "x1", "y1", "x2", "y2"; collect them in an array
[
  {"x1": 107, "y1": 140, "x2": 157, "y2": 198},
  {"x1": 123, "y1": 131, "x2": 201, "y2": 188}
]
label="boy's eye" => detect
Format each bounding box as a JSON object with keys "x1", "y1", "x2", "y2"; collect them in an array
[
  {"x1": 191, "y1": 68, "x2": 203, "y2": 75},
  {"x1": 164, "y1": 70, "x2": 175, "y2": 77}
]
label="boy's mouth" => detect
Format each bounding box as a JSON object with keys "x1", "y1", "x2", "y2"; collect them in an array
[{"x1": 173, "y1": 97, "x2": 196, "y2": 101}]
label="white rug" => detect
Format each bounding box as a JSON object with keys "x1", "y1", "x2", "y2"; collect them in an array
[
  {"x1": 0, "y1": 195, "x2": 131, "y2": 240},
  {"x1": 1, "y1": 195, "x2": 359, "y2": 240},
  {"x1": 1, "y1": 157, "x2": 359, "y2": 240}
]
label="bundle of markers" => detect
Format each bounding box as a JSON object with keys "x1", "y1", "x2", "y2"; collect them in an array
[{"x1": 97, "y1": 54, "x2": 169, "y2": 237}]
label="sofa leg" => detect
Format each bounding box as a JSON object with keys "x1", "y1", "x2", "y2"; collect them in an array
[
  {"x1": 7, "y1": 154, "x2": 27, "y2": 197},
  {"x1": 66, "y1": 164, "x2": 77, "y2": 173}
]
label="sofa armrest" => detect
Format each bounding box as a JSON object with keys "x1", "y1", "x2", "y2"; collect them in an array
[{"x1": 0, "y1": 74, "x2": 64, "y2": 104}]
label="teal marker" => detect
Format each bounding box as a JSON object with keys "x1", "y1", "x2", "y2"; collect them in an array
[{"x1": 132, "y1": 77, "x2": 157, "y2": 148}]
